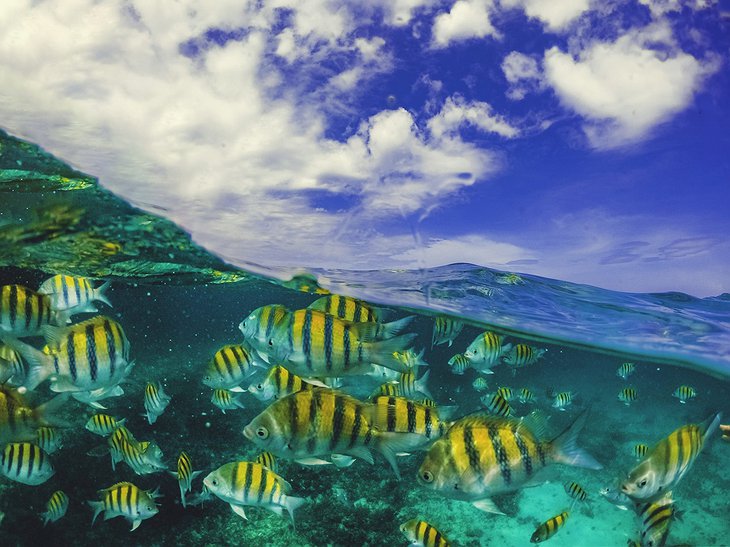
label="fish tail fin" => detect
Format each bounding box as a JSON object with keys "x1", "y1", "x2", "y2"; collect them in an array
[
  {"x1": 94, "y1": 280, "x2": 113, "y2": 308},
  {"x1": 35, "y1": 393, "x2": 71, "y2": 428},
  {"x1": 0, "y1": 335, "x2": 53, "y2": 391},
  {"x1": 416, "y1": 369, "x2": 432, "y2": 400},
  {"x1": 88, "y1": 500, "x2": 104, "y2": 525},
  {"x1": 549, "y1": 410, "x2": 603, "y2": 470},
  {"x1": 284, "y1": 495, "x2": 306, "y2": 525},
  {"x1": 367, "y1": 333, "x2": 418, "y2": 372},
  {"x1": 354, "y1": 315, "x2": 414, "y2": 341}
]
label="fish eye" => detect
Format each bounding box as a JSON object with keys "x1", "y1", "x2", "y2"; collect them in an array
[
  {"x1": 211, "y1": 479, "x2": 218, "y2": 486},
  {"x1": 268, "y1": 339, "x2": 274, "y2": 346},
  {"x1": 421, "y1": 470, "x2": 434, "y2": 483},
  {"x1": 257, "y1": 384, "x2": 263, "y2": 390},
  {"x1": 638, "y1": 479, "x2": 647, "y2": 488},
  {"x1": 256, "y1": 427, "x2": 269, "y2": 439}
]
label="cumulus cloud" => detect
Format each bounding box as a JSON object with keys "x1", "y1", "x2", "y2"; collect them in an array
[
  {"x1": 431, "y1": 0, "x2": 499, "y2": 47},
  {"x1": 543, "y1": 23, "x2": 717, "y2": 147},
  {"x1": 427, "y1": 95, "x2": 519, "y2": 138},
  {"x1": 501, "y1": 0, "x2": 591, "y2": 31},
  {"x1": 501, "y1": 51, "x2": 543, "y2": 100}
]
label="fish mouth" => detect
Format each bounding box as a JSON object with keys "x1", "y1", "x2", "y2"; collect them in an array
[{"x1": 242, "y1": 425, "x2": 253, "y2": 440}]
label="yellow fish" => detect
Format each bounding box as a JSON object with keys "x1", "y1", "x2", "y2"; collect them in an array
[
  {"x1": 400, "y1": 519, "x2": 451, "y2": 546},
  {"x1": 531, "y1": 511, "x2": 569, "y2": 543}
]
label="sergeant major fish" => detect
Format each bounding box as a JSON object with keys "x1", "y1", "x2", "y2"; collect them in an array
[
  {"x1": 400, "y1": 518, "x2": 451, "y2": 547},
  {"x1": 36, "y1": 426, "x2": 62, "y2": 453},
  {"x1": 171, "y1": 451, "x2": 202, "y2": 508},
  {"x1": 143, "y1": 382, "x2": 171, "y2": 424},
  {"x1": 0, "y1": 442, "x2": 55, "y2": 485},
  {"x1": 672, "y1": 385, "x2": 696, "y2": 404},
  {"x1": 0, "y1": 285, "x2": 56, "y2": 337},
  {"x1": 38, "y1": 275, "x2": 111, "y2": 317},
  {"x1": 88, "y1": 482, "x2": 159, "y2": 531},
  {"x1": 369, "y1": 396, "x2": 454, "y2": 452},
  {"x1": 0, "y1": 386, "x2": 68, "y2": 444},
  {"x1": 308, "y1": 294, "x2": 383, "y2": 323},
  {"x1": 211, "y1": 388, "x2": 246, "y2": 413},
  {"x1": 202, "y1": 343, "x2": 264, "y2": 391},
  {"x1": 461, "y1": 331, "x2": 512, "y2": 373},
  {"x1": 0, "y1": 344, "x2": 25, "y2": 385},
  {"x1": 617, "y1": 362, "x2": 636, "y2": 380},
  {"x1": 448, "y1": 353, "x2": 472, "y2": 375},
  {"x1": 85, "y1": 414, "x2": 126, "y2": 437},
  {"x1": 531, "y1": 511, "x2": 569, "y2": 543},
  {"x1": 247, "y1": 365, "x2": 325, "y2": 402},
  {"x1": 42, "y1": 490, "x2": 69, "y2": 525},
  {"x1": 432, "y1": 316, "x2": 463, "y2": 348},
  {"x1": 503, "y1": 344, "x2": 545, "y2": 370},
  {"x1": 239, "y1": 304, "x2": 290, "y2": 355},
  {"x1": 634, "y1": 491, "x2": 681, "y2": 547}
]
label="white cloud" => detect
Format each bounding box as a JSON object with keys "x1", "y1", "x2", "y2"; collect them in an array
[
  {"x1": 427, "y1": 95, "x2": 519, "y2": 138},
  {"x1": 392, "y1": 235, "x2": 531, "y2": 266},
  {"x1": 431, "y1": 0, "x2": 499, "y2": 48},
  {"x1": 501, "y1": 0, "x2": 591, "y2": 31},
  {"x1": 638, "y1": 0, "x2": 714, "y2": 17},
  {"x1": 543, "y1": 23, "x2": 716, "y2": 148},
  {"x1": 373, "y1": 0, "x2": 440, "y2": 26},
  {"x1": 501, "y1": 51, "x2": 543, "y2": 100}
]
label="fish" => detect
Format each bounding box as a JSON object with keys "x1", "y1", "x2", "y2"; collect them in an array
[
  {"x1": 617, "y1": 362, "x2": 636, "y2": 380},
  {"x1": 400, "y1": 518, "x2": 451, "y2": 546},
  {"x1": 620, "y1": 412, "x2": 721, "y2": 502},
  {"x1": 417, "y1": 411, "x2": 602, "y2": 514},
  {"x1": 88, "y1": 482, "x2": 159, "y2": 531},
  {"x1": 366, "y1": 364, "x2": 402, "y2": 384},
  {"x1": 143, "y1": 382, "x2": 171, "y2": 424},
  {"x1": 202, "y1": 343, "x2": 264, "y2": 391},
  {"x1": 85, "y1": 414, "x2": 126, "y2": 437},
  {"x1": 431, "y1": 316, "x2": 464, "y2": 348},
  {"x1": 462, "y1": 331, "x2": 512, "y2": 373},
  {"x1": 265, "y1": 308, "x2": 417, "y2": 377},
  {"x1": 519, "y1": 387, "x2": 535, "y2": 404},
  {"x1": 0, "y1": 386, "x2": 68, "y2": 444},
  {"x1": 308, "y1": 294, "x2": 383, "y2": 323},
  {"x1": 530, "y1": 511, "x2": 569, "y2": 543},
  {"x1": 447, "y1": 353, "x2": 472, "y2": 375},
  {"x1": 202, "y1": 461, "x2": 306, "y2": 523},
  {"x1": 398, "y1": 369, "x2": 432, "y2": 400},
  {"x1": 421, "y1": 399, "x2": 437, "y2": 407},
  {"x1": 107, "y1": 426, "x2": 166, "y2": 475},
  {"x1": 211, "y1": 388, "x2": 246, "y2": 413},
  {"x1": 255, "y1": 451, "x2": 278, "y2": 473},
  {"x1": 36, "y1": 426, "x2": 62, "y2": 453},
  {"x1": 71, "y1": 384, "x2": 125, "y2": 409},
  {"x1": 480, "y1": 392, "x2": 513, "y2": 417},
  {"x1": 369, "y1": 396, "x2": 453, "y2": 451},
  {"x1": 496, "y1": 387, "x2": 515, "y2": 401},
  {"x1": 634, "y1": 491, "x2": 681, "y2": 547},
  {"x1": 472, "y1": 377, "x2": 489, "y2": 392},
  {"x1": 0, "y1": 284, "x2": 56, "y2": 336},
  {"x1": 171, "y1": 451, "x2": 202, "y2": 508},
  {"x1": 238, "y1": 304, "x2": 291, "y2": 354},
  {"x1": 247, "y1": 365, "x2": 325, "y2": 402},
  {"x1": 392, "y1": 348, "x2": 429, "y2": 369},
  {"x1": 5, "y1": 315, "x2": 133, "y2": 393},
  {"x1": 0, "y1": 343, "x2": 25, "y2": 385},
  {"x1": 502, "y1": 344, "x2": 546, "y2": 369},
  {"x1": 672, "y1": 385, "x2": 696, "y2": 404},
  {"x1": 41, "y1": 490, "x2": 69, "y2": 525},
  {"x1": 633, "y1": 444, "x2": 649, "y2": 459},
  {"x1": 0, "y1": 442, "x2": 55, "y2": 485},
  {"x1": 370, "y1": 382, "x2": 402, "y2": 398},
  {"x1": 563, "y1": 481, "x2": 593, "y2": 515},
  {"x1": 599, "y1": 485, "x2": 633, "y2": 511},
  {"x1": 242, "y1": 387, "x2": 416, "y2": 479},
  {"x1": 552, "y1": 391, "x2": 574, "y2": 411},
  {"x1": 618, "y1": 387, "x2": 638, "y2": 406},
  {"x1": 38, "y1": 275, "x2": 111, "y2": 316}
]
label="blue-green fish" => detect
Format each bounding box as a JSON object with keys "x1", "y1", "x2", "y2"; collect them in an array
[
  {"x1": 432, "y1": 316, "x2": 463, "y2": 348},
  {"x1": 42, "y1": 490, "x2": 69, "y2": 525}
]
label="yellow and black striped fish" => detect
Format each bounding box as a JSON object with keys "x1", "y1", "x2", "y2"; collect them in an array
[
  {"x1": 421, "y1": 399, "x2": 437, "y2": 407},
  {"x1": 621, "y1": 412, "x2": 721, "y2": 502},
  {"x1": 392, "y1": 348, "x2": 428, "y2": 370},
  {"x1": 0, "y1": 442, "x2": 55, "y2": 485},
  {"x1": 248, "y1": 365, "x2": 322, "y2": 402},
  {"x1": 308, "y1": 294, "x2": 382, "y2": 323},
  {"x1": 0, "y1": 386, "x2": 68, "y2": 444},
  {"x1": 448, "y1": 353, "x2": 472, "y2": 375},
  {"x1": 88, "y1": 482, "x2": 159, "y2": 531},
  {"x1": 42, "y1": 490, "x2": 69, "y2": 525},
  {"x1": 531, "y1": 511, "x2": 569, "y2": 543},
  {"x1": 36, "y1": 426, "x2": 62, "y2": 453},
  {"x1": 418, "y1": 411, "x2": 602, "y2": 512},
  {"x1": 480, "y1": 391, "x2": 513, "y2": 417},
  {"x1": 370, "y1": 382, "x2": 402, "y2": 399},
  {"x1": 634, "y1": 491, "x2": 680, "y2": 547},
  {"x1": 370, "y1": 396, "x2": 451, "y2": 450},
  {"x1": 632, "y1": 443, "x2": 649, "y2": 459},
  {"x1": 203, "y1": 461, "x2": 305, "y2": 523},
  {"x1": 563, "y1": 481, "x2": 593, "y2": 514},
  {"x1": 0, "y1": 285, "x2": 55, "y2": 336},
  {"x1": 672, "y1": 385, "x2": 696, "y2": 403},
  {"x1": 472, "y1": 377, "x2": 489, "y2": 392},
  {"x1": 143, "y1": 382, "x2": 171, "y2": 425},
  {"x1": 238, "y1": 304, "x2": 292, "y2": 353},
  {"x1": 432, "y1": 316, "x2": 464, "y2": 348},
  {"x1": 617, "y1": 362, "x2": 636, "y2": 380},
  {"x1": 519, "y1": 387, "x2": 535, "y2": 404},
  {"x1": 38, "y1": 275, "x2": 111, "y2": 315},
  {"x1": 173, "y1": 451, "x2": 201, "y2": 508},
  {"x1": 496, "y1": 387, "x2": 515, "y2": 401},
  {"x1": 398, "y1": 369, "x2": 432, "y2": 400},
  {"x1": 6, "y1": 316, "x2": 132, "y2": 393},
  {"x1": 85, "y1": 414, "x2": 126, "y2": 437},
  {"x1": 111, "y1": 433, "x2": 166, "y2": 476},
  {"x1": 463, "y1": 331, "x2": 512, "y2": 371},
  {"x1": 400, "y1": 518, "x2": 451, "y2": 547},
  {"x1": 255, "y1": 451, "x2": 278, "y2": 473},
  {"x1": 243, "y1": 387, "x2": 414, "y2": 478},
  {"x1": 267, "y1": 308, "x2": 416, "y2": 377},
  {"x1": 618, "y1": 387, "x2": 638, "y2": 406},
  {"x1": 202, "y1": 343, "x2": 262, "y2": 390},
  {"x1": 0, "y1": 344, "x2": 25, "y2": 385},
  {"x1": 552, "y1": 391, "x2": 574, "y2": 410},
  {"x1": 503, "y1": 344, "x2": 546, "y2": 368},
  {"x1": 211, "y1": 388, "x2": 246, "y2": 413}
]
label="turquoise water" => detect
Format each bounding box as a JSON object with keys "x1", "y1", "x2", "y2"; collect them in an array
[{"x1": 1, "y1": 265, "x2": 729, "y2": 546}]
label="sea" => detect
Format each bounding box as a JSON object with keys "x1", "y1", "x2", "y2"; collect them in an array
[{"x1": 1, "y1": 130, "x2": 729, "y2": 546}]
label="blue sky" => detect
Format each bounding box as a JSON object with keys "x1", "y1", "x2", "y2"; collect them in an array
[{"x1": 0, "y1": 1, "x2": 728, "y2": 296}]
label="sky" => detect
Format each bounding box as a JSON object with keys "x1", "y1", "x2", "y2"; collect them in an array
[{"x1": 0, "y1": 0, "x2": 729, "y2": 297}]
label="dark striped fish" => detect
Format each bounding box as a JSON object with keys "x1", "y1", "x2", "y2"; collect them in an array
[
  {"x1": 564, "y1": 481, "x2": 593, "y2": 514},
  {"x1": 0, "y1": 442, "x2": 55, "y2": 485},
  {"x1": 480, "y1": 391, "x2": 513, "y2": 417},
  {"x1": 202, "y1": 461, "x2": 305, "y2": 523},
  {"x1": 672, "y1": 385, "x2": 696, "y2": 403},
  {"x1": 418, "y1": 411, "x2": 602, "y2": 513},
  {"x1": 238, "y1": 304, "x2": 292, "y2": 354},
  {"x1": 36, "y1": 426, "x2": 62, "y2": 453},
  {"x1": 618, "y1": 387, "x2": 638, "y2": 406},
  {"x1": 38, "y1": 275, "x2": 111, "y2": 315},
  {"x1": 247, "y1": 365, "x2": 324, "y2": 402},
  {"x1": 88, "y1": 482, "x2": 159, "y2": 531},
  {"x1": 634, "y1": 491, "x2": 680, "y2": 547},
  {"x1": 463, "y1": 331, "x2": 512, "y2": 373},
  {"x1": 6, "y1": 315, "x2": 132, "y2": 393},
  {"x1": 400, "y1": 518, "x2": 451, "y2": 547},
  {"x1": 370, "y1": 382, "x2": 402, "y2": 399},
  {"x1": 617, "y1": 362, "x2": 636, "y2": 380},
  {"x1": 531, "y1": 511, "x2": 569, "y2": 543},
  {"x1": 621, "y1": 412, "x2": 721, "y2": 502},
  {"x1": 143, "y1": 382, "x2": 171, "y2": 424},
  {"x1": 432, "y1": 316, "x2": 464, "y2": 348},
  {"x1": 0, "y1": 285, "x2": 55, "y2": 336},
  {"x1": 633, "y1": 444, "x2": 649, "y2": 459},
  {"x1": 0, "y1": 386, "x2": 68, "y2": 444},
  {"x1": 496, "y1": 387, "x2": 515, "y2": 401},
  {"x1": 392, "y1": 348, "x2": 429, "y2": 370},
  {"x1": 398, "y1": 369, "x2": 432, "y2": 399},
  {"x1": 519, "y1": 388, "x2": 535, "y2": 404},
  {"x1": 255, "y1": 451, "x2": 278, "y2": 473},
  {"x1": 472, "y1": 377, "x2": 489, "y2": 392},
  {"x1": 503, "y1": 344, "x2": 546, "y2": 368},
  {"x1": 202, "y1": 343, "x2": 263, "y2": 390},
  {"x1": 369, "y1": 396, "x2": 452, "y2": 451},
  {"x1": 267, "y1": 308, "x2": 417, "y2": 377},
  {"x1": 0, "y1": 344, "x2": 25, "y2": 385},
  {"x1": 85, "y1": 414, "x2": 126, "y2": 437},
  {"x1": 211, "y1": 388, "x2": 246, "y2": 413},
  {"x1": 243, "y1": 388, "x2": 416, "y2": 478},
  {"x1": 42, "y1": 490, "x2": 69, "y2": 525},
  {"x1": 552, "y1": 391, "x2": 574, "y2": 410},
  {"x1": 172, "y1": 451, "x2": 202, "y2": 508},
  {"x1": 308, "y1": 294, "x2": 382, "y2": 323},
  {"x1": 107, "y1": 426, "x2": 166, "y2": 475},
  {"x1": 448, "y1": 353, "x2": 472, "y2": 375}
]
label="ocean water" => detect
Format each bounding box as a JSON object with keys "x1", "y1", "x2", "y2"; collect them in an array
[{"x1": 1, "y1": 131, "x2": 730, "y2": 546}]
